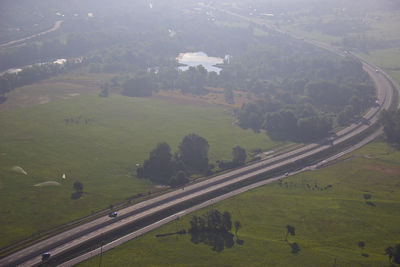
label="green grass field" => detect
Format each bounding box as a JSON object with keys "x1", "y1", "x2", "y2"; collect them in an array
[
  {"x1": 0, "y1": 85, "x2": 283, "y2": 249},
  {"x1": 281, "y1": 9, "x2": 400, "y2": 86},
  {"x1": 78, "y1": 141, "x2": 400, "y2": 267}
]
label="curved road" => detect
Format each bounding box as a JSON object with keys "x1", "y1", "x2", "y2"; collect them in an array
[
  {"x1": 0, "y1": 20, "x2": 63, "y2": 48},
  {"x1": 0, "y1": 8, "x2": 398, "y2": 267}
]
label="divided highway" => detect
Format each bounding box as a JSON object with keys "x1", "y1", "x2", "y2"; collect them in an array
[{"x1": 0, "y1": 8, "x2": 398, "y2": 267}]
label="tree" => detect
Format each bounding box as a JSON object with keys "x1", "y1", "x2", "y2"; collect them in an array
[
  {"x1": 169, "y1": 170, "x2": 189, "y2": 187},
  {"x1": 143, "y1": 142, "x2": 174, "y2": 184},
  {"x1": 224, "y1": 88, "x2": 234, "y2": 104},
  {"x1": 381, "y1": 110, "x2": 400, "y2": 144},
  {"x1": 73, "y1": 181, "x2": 83, "y2": 192},
  {"x1": 99, "y1": 82, "x2": 109, "y2": 97},
  {"x1": 122, "y1": 75, "x2": 156, "y2": 97},
  {"x1": 222, "y1": 211, "x2": 232, "y2": 232},
  {"x1": 337, "y1": 105, "x2": 356, "y2": 126},
  {"x1": 395, "y1": 244, "x2": 400, "y2": 264},
  {"x1": 188, "y1": 209, "x2": 235, "y2": 252},
  {"x1": 285, "y1": 225, "x2": 296, "y2": 241},
  {"x1": 388, "y1": 244, "x2": 400, "y2": 265},
  {"x1": 305, "y1": 81, "x2": 351, "y2": 107},
  {"x1": 178, "y1": 134, "x2": 209, "y2": 174},
  {"x1": 232, "y1": 146, "x2": 246, "y2": 166},
  {"x1": 385, "y1": 246, "x2": 394, "y2": 265},
  {"x1": 136, "y1": 167, "x2": 144, "y2": 178},
  {"x1": 71, "y1": 180, "x2": 84, "y2": 199},
  {"x1": 264, "y1": 110, "x2": 298, "y2": 140},
  {"x1": 290, "y1": 242, "x2": 300, "y2": 254},
  {"x1": 234, "y1": 221, "x2": 241, "y2": 238},
  {"x1": 0, "y1": 76, "x2": 11, "y2": 96},
  {"x1": 297, "y1": 115, "x2": 332, "y2": 142}
]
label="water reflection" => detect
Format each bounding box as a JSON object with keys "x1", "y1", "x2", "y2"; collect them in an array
[{"x1": 177, "y1": 52, "x2": 224, "y2": 73}]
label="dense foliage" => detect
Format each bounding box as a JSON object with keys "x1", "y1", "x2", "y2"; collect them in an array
[
  {"x1": 178, "y1": 133, "x2": 210, "y2": 174},
  {"x1": 137, "y1": 133, "x2": 209, "y2": 186},
  {"x1": 380, "y1": 110, "x2": 400, "y2": 144},
  {"x1": 189, "y1": 210, "x2": 237, "y2": 252},
  {"x1": 233, "y1": 55, "x2": 375, "y2": 142},
  {"x1": 0, "y1": 0, "x2": 377, "y2": 145}
]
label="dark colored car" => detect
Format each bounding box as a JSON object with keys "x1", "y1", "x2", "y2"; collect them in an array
[
  {"x1": 109, "y1": 211, "x2": 117, "y2": 218},
  {"x1": 42, "y1": 252, "x2": 50, "y2": 261}
]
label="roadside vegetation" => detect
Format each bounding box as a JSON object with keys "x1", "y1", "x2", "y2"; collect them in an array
[
  {"x1": 0, "y1": 92, "x2": 279, "y2": 249},
  {"x1": 0, "y1": 0, "x2": 399, "y2": 261},
  {"x1": 247, "y1": 0, "x2": 400, "y2": 86},
  {"x1": 79, "y1": 141, "x2": 400, "y2": 266}
]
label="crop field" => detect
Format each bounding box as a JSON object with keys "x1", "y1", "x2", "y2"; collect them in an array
[
  {"x1": 79, "y1": 141, "x2": 400, "y2": 267},
  {"x1": 0, "y1": 79, "x2": 283, "y2": 249}
]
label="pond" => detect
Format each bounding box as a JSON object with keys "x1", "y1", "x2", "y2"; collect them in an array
[{"x1": 177, "y1": 52, "x2": 224, "y2": 74}]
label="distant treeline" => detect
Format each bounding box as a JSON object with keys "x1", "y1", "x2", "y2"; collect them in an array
[{"x1": 0, "y1": 0, "x2": 376, "y2": 144}]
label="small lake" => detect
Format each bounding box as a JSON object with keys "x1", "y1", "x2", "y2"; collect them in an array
[{"x1": 177, "y1": 52, "x2": 224, "y2": 73}]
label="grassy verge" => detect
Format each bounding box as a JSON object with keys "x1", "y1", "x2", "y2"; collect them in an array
[
  {"x1": 78, "y1": 141, "x2": 400, "y2": 267},
  {"x1": 0, "y1": 88, "x2": 283, "y2": 249}
]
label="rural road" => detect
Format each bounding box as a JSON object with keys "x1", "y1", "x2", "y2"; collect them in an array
[
  {"x1": 0, "y1": 20, "x2": 63, "y2": 48},
  {"x1": 0, "y1": 6, "x2": 399, "y2": 267}
]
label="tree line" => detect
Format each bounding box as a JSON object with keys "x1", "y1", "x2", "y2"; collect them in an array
[
  {"x1": 381, "y1": 109, "x2": 400, "y2": 145},
  {"x1": 137, "y1": 133, "x2": 247, "y2": 187},
  {"x1": 137, "y1": 133, "x2": 209, "y2": 187},
  {"x1": 188, "y1": 209, "x2": 242, "y2": 252},
  {"x1": 111, "y1": 44, "x2": 375, "y2": 144}
]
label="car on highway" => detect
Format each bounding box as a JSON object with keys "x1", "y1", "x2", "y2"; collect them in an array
[
  {"x1": 109, "y1": 211, "x2": 117, "y2": 218},
  {"x1": 41, "y1": 252, "x2": 50, "y2": 261}
]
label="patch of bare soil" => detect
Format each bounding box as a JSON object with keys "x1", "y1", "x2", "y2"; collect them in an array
[
  {"x1": 154, "y1": 88, "x2": 253, "y2": 108},
  {"x1": 154, "y1": 90, "x2": 211, "y2": 107}
]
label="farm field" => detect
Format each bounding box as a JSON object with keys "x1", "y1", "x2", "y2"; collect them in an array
[
  {"x1": 0, "y1": 78, "x2": 283, "y2": 249},
  {"x1": 79, "y1": 141, "x2": 400, "y2": 267}
]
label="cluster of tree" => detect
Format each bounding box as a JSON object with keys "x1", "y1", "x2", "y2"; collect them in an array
[
  {"x1": 189, "y1": 210, "x2": 233, "y2": 233},
  {"x1": 342, "y1": 34, "x2": 368, "y2": 52},
  {"x1": 285, "y1": 225, "x2": 300, "y2": 254},
  {"x1": 122, "y1": 75, "x2": 157, "y2": 97},
  {"x1": 188, "y1": 209, "x2": 242, "y2": 252},
  {"x1": 121, "y1": 47, "x2": 374, "y2": 144},
  {"x1": 216, "y1": 146, "x2": 247, "y2": 170},
  {"x1": 312, "y1": 20, "x2": 368, "y2": 37},
  {"x1": 71, "y1": 180, "x2": 83, "y2": 200},
  {"x1": 385, "y1": 244, "x2": 400, "y2": 266},
  {"x1": 0, "y1": 0, "x2": 377, "y2": 148},
  {"x1": 380, "y1": 109, "x2": 400, "y2": 145},
  {"x1": 0, "y1": 0, "x2": 185, "y2": 72},
  {"x1": 63, "y1": 116, "x2": 94, "y2": 125},
  {"x1": 236, "y1": 99, "x2": 333, "y2": 142},
  {"x1": 233, "y1": 56, "x2": 374, "y2": 142},
  {"x1": 137, "y1": 133, "x2": 209, "y2": 187},
  {"x1": 0, "y1": 58, "x2": 84, "y2": 98}
]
